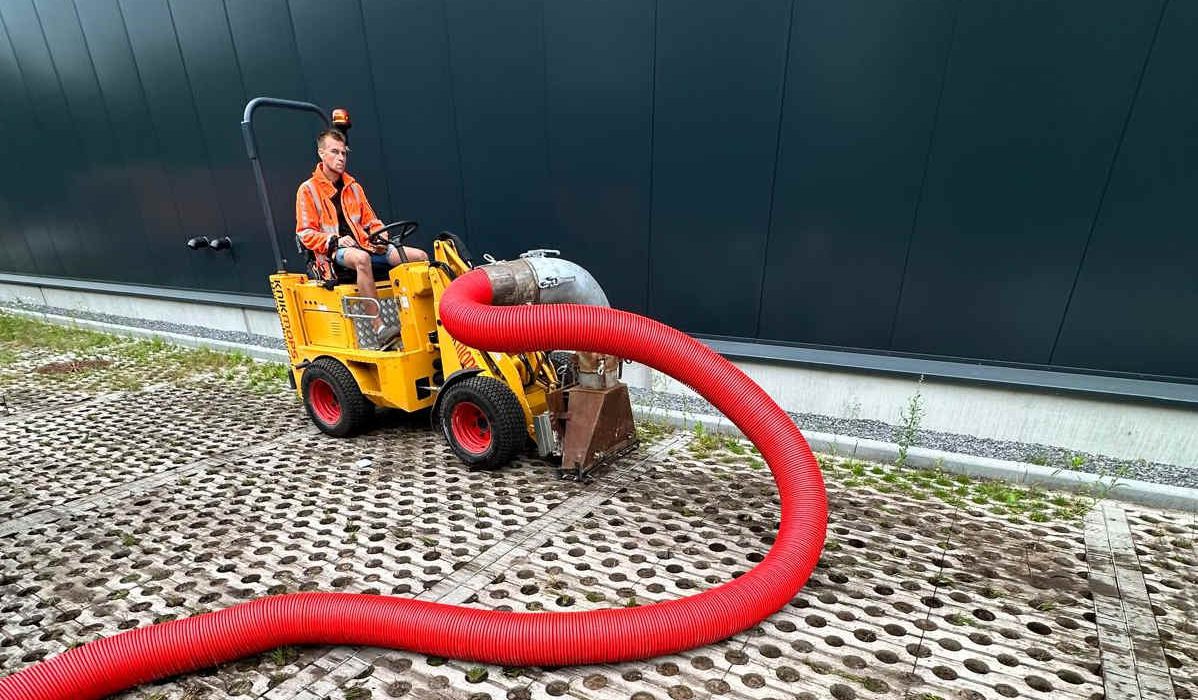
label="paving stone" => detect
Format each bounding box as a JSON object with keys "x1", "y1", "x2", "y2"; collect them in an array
[{"x1": 3, "y1": 350, "x2": 1190, "y2": 699}]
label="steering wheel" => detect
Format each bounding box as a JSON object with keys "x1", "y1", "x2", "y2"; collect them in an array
[{"x1": 367, "y1": 220, "x2": 418, "y2": 249}]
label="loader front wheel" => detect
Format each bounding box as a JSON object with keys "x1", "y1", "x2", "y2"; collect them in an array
[
  {"x1": 302, "y1": 357, "x2": 373, "y2": 437},
  {"x1": 439, "y1": 376, "x2": 526, "y2": 469}
]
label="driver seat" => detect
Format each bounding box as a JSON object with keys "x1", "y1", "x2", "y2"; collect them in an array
[{"x1": 303, "y1": 248, "x2": 391, "y2": 289}]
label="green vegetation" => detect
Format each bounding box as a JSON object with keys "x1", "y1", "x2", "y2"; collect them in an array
[
  {"x1": 0, "y1": 312, "x2": 289, "y2": 392},
  {"x1": 269, "y1": 646, "x2": 298, "y2": 667},
  {"x1": 687, "y1": 422, "x2": 723, "y2": 458},
  {"x1": 822, "y1": 455, "x2": 1097, "y2": 523},
  {"x1": 635, "y1": 417, "x2": 674, "y2": 442},
  {"x1": 895, "y1": 375, "x2": 925, "y2": 468},
  {"x1": 465, "y1": 666, "x2": 489, "y2": 683},
  {"x1": 0, "y1": 313, "x2": 122, "y2": 353}
]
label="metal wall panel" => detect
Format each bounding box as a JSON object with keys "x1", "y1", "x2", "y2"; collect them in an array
[
  {"x1": 0, "y1": 1, "x2": 76, "y2": 278},
  {"x1": 758, "y1": 0, "x2": 956, "y2": 349},
  {"x1": 648, "y1": 0, "x2": 790, "y2": 337},
  {"x1": 122, "y1": 0, "x2": 233, "y2": 291},
  {"x1": 0, "y1": 0, "x2": 1193, "y2": 384},
  {"x1": 543, "y1": 0, "x2": 654, "y2": 315},
  {"x1": 0, "y1": 21, "x2": 43, "y2": 276},
  {"x1": 225, "y1": 0, "x2": 315, "y2": 274},
  {"x1": 443, "y1": 0, "x2": 556, "y2": 256},
  {"x1": 21, "y1": 0, "x2": 115, "y2": 282},
  {"x1": 168, "y1": 0, "x2": 273, "y2": 294},
  {"x1": 73, "y1": 0, "x2": 190, "y2": 287},
  {"x1": 1053, "y1": 0, "x2": 1198, "y2": 380},
  {"x1": 36, "y1": 0, "x2": 152, "y2": 283},
  {"x1": 361, "y1": 0, "x2": 467, "y2": 251},
  {"x1": 891, "y1": 0, "x2": 1166, "y2": 364}
]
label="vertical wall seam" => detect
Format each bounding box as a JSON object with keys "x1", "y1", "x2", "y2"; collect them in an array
[
  {"x1": 70, "y1": 0, "x2": 159, "y2": 269},
  {"x1": 752, "y1": 0, "x2": 796, "y2": 339},
  {"x1": 886, "y1": 0, "x2": 962, "y2": 349},
  {"x1": 354, "y1": 0, "x2": 397, "y2": 218},
  {"x1": 165, "y1": 0, "x2": 234, "y2": 243},
  {"x1": 1048, "y1": 0, "x2": 1171, "y2": 365},
  {"x1": 644, "y1": 0, "x2": 659, "y2": 316},
  {"x1": 29, "y1": 0, "x2": 102, "y2": 279},
  {"x1": 219, "y1": 0, "x2": 250, "y2": 104},
  {"x1": 0, "y1": 6, "x2": 60, "y2": 276},
  {"x1": 441, "y1": 0, "x2": 470, "y2": 239},
  {"x1": 283, "y1": 0, "x2": 310, "y2": 97},
  {"x1": 113, "y1": 0, "x2": 196, "y2": 288}
]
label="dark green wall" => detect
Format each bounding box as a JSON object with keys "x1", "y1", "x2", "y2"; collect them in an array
[{"x1": 0, "y1": 0, "x2": 1194, "y2": 382}]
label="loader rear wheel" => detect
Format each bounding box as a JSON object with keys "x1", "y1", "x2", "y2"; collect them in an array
[
  {"x1": 302, "y1": 357, "x2": 373, "y2": 437},
  {"x1": 439, "y1": 376, "x2": 526, "y2": 469}
]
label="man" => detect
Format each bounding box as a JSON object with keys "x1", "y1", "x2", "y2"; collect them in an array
[{"x1": 295, "y1": 129, "x2": 427, "y2": 345}]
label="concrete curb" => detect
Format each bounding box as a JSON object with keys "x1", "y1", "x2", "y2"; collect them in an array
[
  {"x1": 9, "y1": 306, "x2": 1196, "y2": 513},
  {"x1": 634, "y1": 405, "x2": 1198, "y2": 514},
  {"x1": 1, "y1": 306, "x2": 289, "y2": 363}
]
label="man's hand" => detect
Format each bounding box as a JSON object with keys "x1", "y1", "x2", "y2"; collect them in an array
[
  {"x1": 338, "y1": 235, "x2": 357, "y2": 249},
  {"x1": 370, "y1": 230, "x2": 389, "y2": 255}
]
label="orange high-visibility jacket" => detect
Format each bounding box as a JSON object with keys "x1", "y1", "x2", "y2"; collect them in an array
[{"x1": 295, "y1": 165, "x2": 383, "y2": 256}]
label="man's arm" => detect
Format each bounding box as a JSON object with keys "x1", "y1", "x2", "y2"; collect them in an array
[{"x1": 295, "y1": 184, "x2": 336, "y2": 255}]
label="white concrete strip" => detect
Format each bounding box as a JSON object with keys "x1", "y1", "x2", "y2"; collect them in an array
[
  {"x1": 636, "y1": 406, "x2": 1198, "y2": 513},
  {"x1": 1085, "y1": 503, "x2": 1176, "y2": 700}
]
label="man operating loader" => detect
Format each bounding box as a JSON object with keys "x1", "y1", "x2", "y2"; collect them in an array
[{"x1": 295, "y1": 128, "x2": 427, "y2": 346}]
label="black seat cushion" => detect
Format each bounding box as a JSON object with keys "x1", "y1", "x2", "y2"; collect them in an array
[{"x1": 304, "y1": 250, "x2": 390, "y2": 283}]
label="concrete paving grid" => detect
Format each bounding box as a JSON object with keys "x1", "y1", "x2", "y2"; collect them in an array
[{"x1": 1, "y1": 341, "x2": 1196, "y2": 699}]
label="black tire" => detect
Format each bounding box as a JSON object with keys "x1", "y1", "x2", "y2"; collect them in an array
[
  {"x1": 549, "y1": 350, "x2": 578, "y2": 387},
  {"x1": 301, "y1": 357, "x2": 374, "y2": 437},
  {"x1": 438, "y1": 375, "x2": 526, "y2": 469}
]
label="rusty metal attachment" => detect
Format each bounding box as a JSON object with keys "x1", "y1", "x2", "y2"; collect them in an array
[{"x1": 558, "y1": 382, "x2": 637, "y2": 479}]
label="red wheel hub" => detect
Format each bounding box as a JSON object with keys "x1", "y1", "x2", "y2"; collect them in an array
[
  {"x1": 450, "y1": 401, "x2": 491, "y2": 454},
  {"x1": 309, "y1": 378, "x2": 342, "y2": 425}
]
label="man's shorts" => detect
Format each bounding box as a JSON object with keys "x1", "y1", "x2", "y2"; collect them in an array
[{"x1": 333, "y1": 246, "x2": 394, "y2": 274}]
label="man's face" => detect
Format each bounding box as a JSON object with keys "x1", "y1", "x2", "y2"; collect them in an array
[{"x1": 318, "y1": 135, "x2": 348, "y2": 177}]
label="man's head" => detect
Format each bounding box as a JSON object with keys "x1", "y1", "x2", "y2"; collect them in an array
[{"x1": 316, "y1": 129, "x2": 349, "y2": 179}]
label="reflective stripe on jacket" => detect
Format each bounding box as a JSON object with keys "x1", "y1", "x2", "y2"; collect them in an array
[{"x1": 294, "y1": 165, "x2": 384, "y2": 254}]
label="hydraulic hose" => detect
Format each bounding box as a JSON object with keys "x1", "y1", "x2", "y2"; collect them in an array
[{"x1": 0, "y1": 268, "x2": 827, "y2": 700}]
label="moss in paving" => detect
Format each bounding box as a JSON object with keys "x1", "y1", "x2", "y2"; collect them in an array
[
  {"x1": 821, "y1": 454, "x2": 1098, "y2": 525},
  {"x1": 0, "y1": 312, "x2": 289, "y2": 392}
]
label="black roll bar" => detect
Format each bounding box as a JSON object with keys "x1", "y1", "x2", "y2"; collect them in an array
[{"x1": 241, "y1": 97, "x2": 330, "y2": 271}]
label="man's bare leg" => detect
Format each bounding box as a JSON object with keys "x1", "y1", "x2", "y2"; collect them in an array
[
  {"x1": 340, "y1": 248, "x2": 386, "y2": 333},
  {"x1": 386, "y1": 245, "x2": 428, "y2": 265}
]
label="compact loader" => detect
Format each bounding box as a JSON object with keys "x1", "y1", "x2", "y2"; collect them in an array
[{"x1": 244, "y1": 98, "x2": 635, "y2": 475}]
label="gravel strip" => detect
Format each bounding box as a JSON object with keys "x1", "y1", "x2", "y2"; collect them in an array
[
  {"x1": 630, "y1": 386, "x2": 1198, "y2": 490},
  {"x1": 1, "y1": 299, "x2": 284, "y2": 350},
  {"x1": 4, "y1": 299, "x2": 1192, "y2": 489}
]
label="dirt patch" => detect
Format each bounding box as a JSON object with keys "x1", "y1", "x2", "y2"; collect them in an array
[{"x1": 34, "y1": 359, "x2": 112, "y2": 375}]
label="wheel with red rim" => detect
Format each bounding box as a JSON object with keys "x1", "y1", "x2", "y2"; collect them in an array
[
  {"x1": 301, "y1": 357, "x2": 373, "y2": 437},
  {"x1": 438, "y1": 375, "x2": 526, "y2": 469}
]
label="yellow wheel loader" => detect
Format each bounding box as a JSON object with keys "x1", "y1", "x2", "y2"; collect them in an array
[{"x1": 243, "y1": 98, "x2": 635, "y2": 475}]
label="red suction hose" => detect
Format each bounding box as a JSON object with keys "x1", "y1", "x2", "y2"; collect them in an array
[{"x1": 0, "y1": 269, "x2": 826, "y2": 700}]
